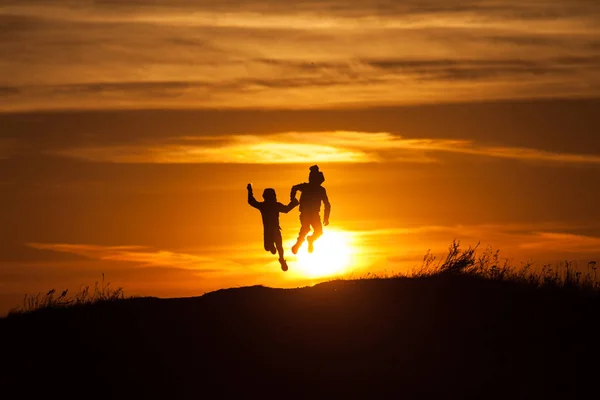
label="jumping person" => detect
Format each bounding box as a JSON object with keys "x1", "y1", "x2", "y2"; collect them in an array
[
  {"x1": 290, "y1": 165, "x2": 331, "y2": 254},
  {"x1": 247, "y1": 183, "x2": 299, "y2": 271}
]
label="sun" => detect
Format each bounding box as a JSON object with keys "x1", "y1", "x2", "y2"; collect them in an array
[{"x1": 291, "y1": 229, "x2": 354, "y2": 278}]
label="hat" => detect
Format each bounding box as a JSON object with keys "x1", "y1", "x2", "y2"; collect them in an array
[{"x1": 308, "y1": 165, "x2": 325, "y2": 184}]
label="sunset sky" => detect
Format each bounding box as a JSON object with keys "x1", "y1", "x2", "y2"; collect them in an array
[{"x1": 1, "y1": 0, "x2": 599, "y2": 314}]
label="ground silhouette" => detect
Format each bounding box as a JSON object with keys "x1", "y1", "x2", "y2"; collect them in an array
[{"x1": 2, "y1": 270, "x2": 599, "y2": 399}]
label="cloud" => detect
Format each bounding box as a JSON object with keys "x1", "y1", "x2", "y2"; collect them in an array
[
  {"x1": 0, "y1": 138, "x2": 14, "y2": 160},
  {"x1": 518, "y1": 232, "x2": 600, "y2": 253},
  {"x1": 3, "y1": 53, "x2": 598, "y2": 111},
  {"x1": 49, "y1": 131, "x2": 600, "y2": 165},
  {"x1": 352, "y1": 223, "x2": 600, "y2": 273},
  {"x1": 362, "y1": 56, "x2": 600, "y2": 82},
  {"x1": 25, "y1": 223, "x2": 600, "y2": 271},
  {"x1": 3, "y1": 1, "x2": 599, "y2": 29},
  {"x1": 2, "y1": 99, "x2": 600, "y2": 157},
  {"x1": 0, "y1": 86, "x2": 20, "y2": 96},
  {"x1": 26, "y1": 243, "x2": 232, "y2": 271},
  {"x1": 1, "y1": 0, "x2": 600, "y2": 111},
  {"x1": 22, "y1": 241, "x2": 300, "y2": 288},
  {"x1": 50, "y1": 81, "x2": 200, "y2": 95}
]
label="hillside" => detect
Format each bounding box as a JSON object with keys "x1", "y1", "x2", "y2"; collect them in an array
[{"x1": 2, "y1": 272, "x2": 599, "y2": 399}]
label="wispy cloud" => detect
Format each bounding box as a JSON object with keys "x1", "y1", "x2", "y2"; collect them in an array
[
  {"x1": 26, "y1": 243, "x2": 233, "y2": 271},
  {"x1": 23, "y1": 241, "x2": 306, "y2": 288},
  {"x1": 519, "y1": 232, "x2": 600, "y2": 253},
  {"x1": 26, "y1": 223, "x2": 600, "y2": 271},
  {"x1": 2, "y1": 1, "x2": 599, "y2": 30},
  {"x1": 50, "y1": 131, "x2": 600, "y2": 165},
  {"x1": 1, "y1": 0, "x2": 599, "y2": 111},
  {"x1": 352, "y1": 223, "x2": 600, "y2": 272}
]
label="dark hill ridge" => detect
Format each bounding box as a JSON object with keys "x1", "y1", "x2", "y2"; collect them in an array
[{"x1": 2, "y1": 275, "x2": 599, "y2": 399}]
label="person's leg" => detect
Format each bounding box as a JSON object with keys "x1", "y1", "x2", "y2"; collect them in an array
[
  {"x1": 275, "y1": 229, "x2": 284, "y2": 259},
  {"x1": 292, "y1": 214, "x2": 311, "y2": 254},
  {"x1": 275, "y1": 230, "x2": 288, "y2": 271},
  {"x1": 307, "y1": 214, "x2": 323, "y2": 253},
  {"x1": 264, "y1": 227, "x2": 277, "y2": 254}
]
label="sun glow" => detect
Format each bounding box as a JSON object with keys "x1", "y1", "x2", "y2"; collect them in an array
[{"x1": 291, "y1": 230, "x2": 355, "y2": 278}]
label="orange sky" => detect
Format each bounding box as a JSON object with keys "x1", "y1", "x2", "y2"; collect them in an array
[
  {"x1": 1, "y1": 1, "x2": 600, "y2": 315},
  {"x1": 1, "y1": 0, "x2": 600, "y2": 111}
]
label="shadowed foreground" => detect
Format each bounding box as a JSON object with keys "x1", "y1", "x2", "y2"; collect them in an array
[{"x1": 2, "y1": 274, "x2": 599, "y2": 399}]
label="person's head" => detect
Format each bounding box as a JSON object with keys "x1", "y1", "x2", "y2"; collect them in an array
[
  {"x1": 308, "y1": 165, "x2": 325, "y2": 185},
  {"x1": 262, "y1": 188, "x2": 277, "y2": 202}
]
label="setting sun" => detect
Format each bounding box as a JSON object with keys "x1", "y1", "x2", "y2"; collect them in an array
[{"x1": 291, "y1": 230, "x2": 355, "y2": 278}]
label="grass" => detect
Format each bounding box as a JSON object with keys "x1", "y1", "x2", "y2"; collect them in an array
[
  {"x1": 9, "y1": 240, "x2": 599, "y2": 315},
  {"x1": 360, "y1": 239, "x2": 599, "y2": 293},
  {"x1": 10, "y1": 273, "x2": 127, "y2": 315}
]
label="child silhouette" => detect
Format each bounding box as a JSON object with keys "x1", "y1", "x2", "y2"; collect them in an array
[
  {"x1": 247, "y1": 183, "x2": 299, "y2": 271},
  {"x1": 290, "y1": 165, "x2": 331, "y2": 254}
]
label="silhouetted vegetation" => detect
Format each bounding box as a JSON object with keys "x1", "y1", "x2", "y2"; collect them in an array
[
  {"x1": 9, "y1": 273, "x2": 126, "y2": 315},
  {"x1": 2, "y1": 242, "x2": 598, "y2": 399},
  {"x1": 355, "y1": 240, "x2": 599, "y2": 294},
  {"x1": 412, "y1": 240, "x2": 599, "y2": 291}
]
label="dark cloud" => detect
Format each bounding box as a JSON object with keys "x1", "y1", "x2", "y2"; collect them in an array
[
  {"x1": 366, "y1": 59, "x2": 536, "y2": 69},
  {"x1": 51, "y1": 77, "x2": 374, "y2": 93},
  {"x1": 40, "y1": 54, "x2": 591, "y2": 95},
  {"x1": 2, "y1": 98, "x2": 600, "y2": 158},
  {"x1": 483, "y1": 35, "x2": 589, "y2": 48},
  {"x1": 0, "y1": 14, "x2": 49, "y2": 34},
  {"x1": 0, "y1": 242, "x2": 89, "y2": 263},
  {"x1": 256, "y1": 59, "x2": 343, "y2": 71},
  {"x1": 242, "y1": 76, "x2": 384, "y2": 89},
  {"x1": 50, "y1": 81, "x2": 200, "y2": 96},
  {"x1": 0, "y1": 86, "x2": 20, "y2": 96},
  {"x1": 363, "y1": 56, "x2": 600, "y2": 80},
  {"x1": 6, "y1": 0, "x2": 597, "y2": 20},
  {"x1": 3, "y1": 54, "x2": 596, "y2": 106},
  {"x1": 421, "y1": 66, "x2": 561, "y2": 81},
  {"x1": 254, "y1": 55, "x2": 600, "y2": 83}
]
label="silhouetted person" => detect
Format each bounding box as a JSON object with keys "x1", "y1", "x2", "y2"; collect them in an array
[
  {"x1": 290, "y1": 165, "x2": 331, "y2": 254},
  {"x1": 247, "y1": 183, "x2": 299, "y2": 271}
]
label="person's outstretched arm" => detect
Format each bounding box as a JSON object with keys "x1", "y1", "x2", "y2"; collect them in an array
[
  {"x1": 247, "y1": 183, "x2": 260, "y2": 209},
  {"x1": 279, "y1": 197, "x2": 299, "y2": 214},
  {"x1": 290, "y1": 183, "x2": 305, "y2": 201},
  {"x1": 322, "y1": 188, "x2": 331, "y2": 226}
]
